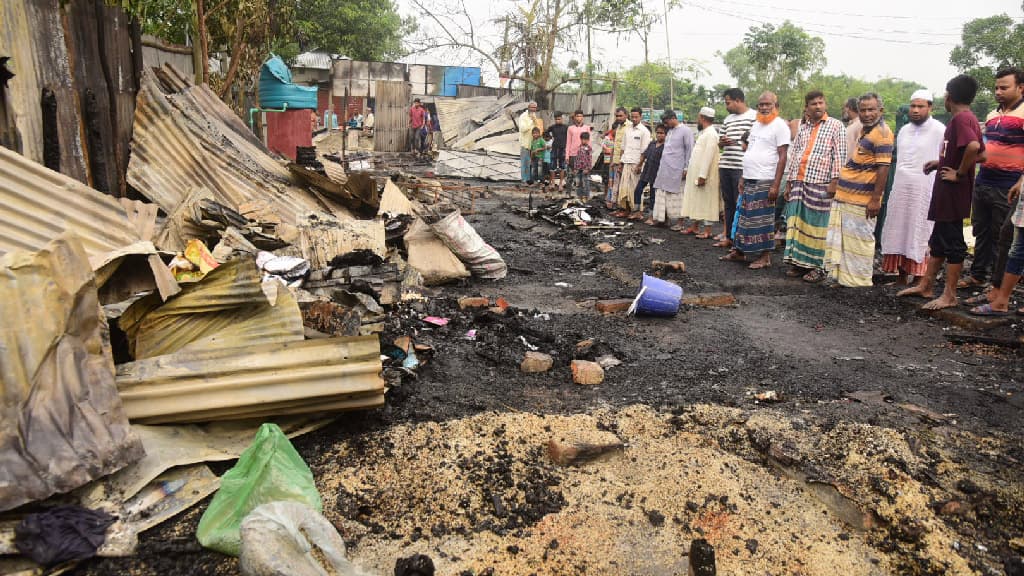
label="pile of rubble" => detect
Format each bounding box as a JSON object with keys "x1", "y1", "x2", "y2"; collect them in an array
[
  {"x1": 433, "y1": 95, "x2": 533, "y2": 181},
  {"x1": 0, "y1": 63, "x2": 505, "y2": 573}
]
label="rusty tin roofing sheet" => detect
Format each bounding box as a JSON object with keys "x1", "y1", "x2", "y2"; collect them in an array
[
  {"x1": 0, "y1": 144, "x2": 153, "y2": 272},
  {"x1": 127, "y1": 67, "x2": 333, "y2": 226},
  {"x1": 0, "y1": 234, "x2": 144, "y2": 511},
  {"x1": 115, "y1": 335, "x2": 384, "y2": 424}
]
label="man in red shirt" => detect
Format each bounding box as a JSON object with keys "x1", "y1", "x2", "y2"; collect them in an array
[
  {"x1": 409, "y1": 98, "x2": 426, "y2": 155},
  {"x1": 899, "y1": 75, "x2": 985, "y2": 309}
]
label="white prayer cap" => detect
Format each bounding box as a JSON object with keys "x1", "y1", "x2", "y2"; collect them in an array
[
  {"x1": 699, "y1": 106, "x2": 716, "y2": 119},
  {"x1": 910, "y1": 89, "x2": 933, "y2": 103}
]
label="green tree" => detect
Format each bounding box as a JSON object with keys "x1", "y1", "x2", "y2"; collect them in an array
[
  {"x1": 295, "y1": 0, "x2": 414, "y2": 61},
  {"x1": 719, "y1": 21, "x2": 826, "y2": 116},
  {"x1": 949, "y1": 12, "x2": 1024, "y2": 118},
  {"x1": 802, "y1": 74, "x2": 925, "y2": 125}
]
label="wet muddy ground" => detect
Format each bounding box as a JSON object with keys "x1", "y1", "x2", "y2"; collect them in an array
[{"x1": 72, "y1": 187, "x2": 1024, "y2": 576}]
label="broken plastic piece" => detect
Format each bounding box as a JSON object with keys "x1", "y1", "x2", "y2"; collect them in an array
[{"x1": 422, "y1": 316, "x2": 449, "y2": 326}]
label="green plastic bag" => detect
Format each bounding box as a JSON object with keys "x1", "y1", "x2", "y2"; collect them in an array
[{"x1": 196, "y1": 423, "x2": 322, "y2": 556}]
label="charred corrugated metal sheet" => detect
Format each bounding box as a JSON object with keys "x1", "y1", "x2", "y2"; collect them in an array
[
  {"x1": 115, "y1": 336, "x2": 385, "y2": 424},
  {"x1": 0, "y1": 144, "x2": 154, "y2": 272},
  {"x1": 128, "y1": 66, "x2": 336, "y2": 226},
  {"x1": 118, "y1": 258, "x2": 305, "y2": 360},
  {"x1": 0, "y1": 234, "x2": 144, "y2": 512},
  {"x1": 374, "y1": 80, "x2": 411, "y2": 153}
]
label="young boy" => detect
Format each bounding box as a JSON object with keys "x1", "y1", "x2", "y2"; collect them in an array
[
  {"x1": 898, "y1": 74, "x2": 986, "y2": 309},
  {"x1": 542, "y1": 132, "x2": 554, "y2": 190},
  {"x1": 530, "y1": 127, "x2": 545, "y2": 185},
  {"x1": 574, "y1": 132, "x2": 594, "y2": 199},
  {"x1": 636, "y1": 124, "x2": 666, "y2": 225}
]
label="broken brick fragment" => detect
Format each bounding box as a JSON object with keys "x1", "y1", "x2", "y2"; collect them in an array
[
  {"x1": 571, "y1": 360, "x2": 604, "y2": 385},
  {"x1": 595, "y1": 242, "x2": 615, "y2": 253},
  {"x1": 595, "y1": 298, "x2": 634, "y2": 314},
  {"x1": 520, "y1": 352, "x2": 554, "y2": 373},
  {"x1": 458, "y1": 296, "x2": 490, "y2": 309},
  {"x1": 547, "y1": 431, "x2": 623, "y2": 466}
]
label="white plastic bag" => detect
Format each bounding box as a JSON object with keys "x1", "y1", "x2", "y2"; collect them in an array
[
  {"x1": 429, "y1": 210, "x2": 507, "y2": 279},
  {"x1": 239, "y1": 501, "x2": 374, "y2": 576}
]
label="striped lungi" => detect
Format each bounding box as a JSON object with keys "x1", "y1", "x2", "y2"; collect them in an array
[
  {"x1": 824, "y1": 200, "x2": 876, "y2": 287},
  {"x1": 618, "y1": 164, "x2": 640, "y2": 210},
  {"x1": 652, "y1": 189, "x2": 683, "y2": 223},
  {"x1": 783, "y1": 181, "x2": 833, "y2": 270},
  {"x1": 734, "y1": 179, "x2": 775, "y2": 254}
]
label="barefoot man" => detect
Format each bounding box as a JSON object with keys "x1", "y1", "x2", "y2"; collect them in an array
[{"x1": 898, "y1": 75, "x2": 985, "y2": 309}]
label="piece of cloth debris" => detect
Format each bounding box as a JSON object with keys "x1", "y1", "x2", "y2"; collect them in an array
[{"x1": 14, "y1": 506, "x2": 116, "y2": 566}]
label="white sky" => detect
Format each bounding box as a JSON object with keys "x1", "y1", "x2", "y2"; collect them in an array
[{"x1": 397, "y1": 0, "x2": 1024, "y2": 96}]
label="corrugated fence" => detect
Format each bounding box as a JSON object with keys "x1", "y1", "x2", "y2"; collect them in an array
[{"x1": 374, "y1": 80, "x2": 411, "y2": 153}]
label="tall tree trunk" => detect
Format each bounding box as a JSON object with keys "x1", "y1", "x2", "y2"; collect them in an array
[
  {"x1": 218, "y1": 14, "x2": 246, "y2": 100},
  {"x1": 197, "y1": 0, "x2": 209, "y2": 84}
]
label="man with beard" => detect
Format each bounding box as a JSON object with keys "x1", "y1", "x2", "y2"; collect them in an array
[
  {"x1": 652, "y1": 110, "x2": 694, "y2": 226},
  {"x1": 782, "y1": 90, "x2": 847, "y2": 282},
  {"x1": 960, "y1": 67, "x2": 1024, "y2": 290},
  {"x1": 721, "y1": 91, "x2": 790, "y2": 269},
  {"x1": 680, "y1": 107, "x2": 722, "y2": 238},
  {"x1": 899, "y1": 75, "x2": 985, "y2": 309},
  {"x1": 544, "y1": 112, "x2": 569, "y2": 192},
  {"x1": 879, "y1": 90, "x2": 946, "y2": 285},
  {"x1": 824, "y1": 92, "x2": 893, "y2": 287},
  {"x1": 518, "y1": 101, "x2": 542, "y2": 184}
]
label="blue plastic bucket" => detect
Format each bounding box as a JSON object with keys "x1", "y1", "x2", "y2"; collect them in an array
[{"x1": 632, "y1": 274, "x2": 683, "y2": 316}]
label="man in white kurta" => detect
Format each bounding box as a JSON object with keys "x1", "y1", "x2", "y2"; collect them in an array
[
  {"x1": 879, "y1": 90, "x2": 946, "y2": 284},
  {"x1": 652, "y1": 110, "x2": 694, "y2": 226},
  {"x1": 681, "y1": 107, "x2": 721, "y2": 237}
]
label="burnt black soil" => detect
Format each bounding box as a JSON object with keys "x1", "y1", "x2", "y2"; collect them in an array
[{"x1": 71, "y1": 187, "x2": 1024, "y2": 576}]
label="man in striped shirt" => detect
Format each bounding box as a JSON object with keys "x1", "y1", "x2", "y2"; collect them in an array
[
  {"x1": 824, "y1": 92, "x2": 893, "y2": 287},
  {"x1": 782, "y1": 90, "x2": 847, "y2": 282},
  {"x1": 717, "y1": 88, "x2": 756, "y2": 248},
  {"x1": 961, "y1": 67, "x2": 1024, "y2": 289}
]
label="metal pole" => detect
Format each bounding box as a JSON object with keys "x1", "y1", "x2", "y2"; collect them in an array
[{"x1": 663, "y1": 0, "x2": 673, "y2": 110}]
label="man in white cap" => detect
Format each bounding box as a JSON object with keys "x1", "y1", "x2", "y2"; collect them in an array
[
  {"x1": 619, "y1": 106, "x2": 652, "y2": 219},
  {"x1": 781, "y1": 90, "x2": 847, "y2": 282},
  {"x1": 879, "y1": 89, "x2": 947, "y2": 285},
  {"x1": 680, "y1": 107, "x2": 722, "y2": 237}
]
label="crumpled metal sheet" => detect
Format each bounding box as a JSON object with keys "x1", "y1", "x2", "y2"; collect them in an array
[
  {"x1": 119, "y1": 257, "x2": 304, "y2": 360},
  {"x1": 116, "y1": 335, "x2": 385, "y2": 424},
  {"x1": 0, "y1": 145, "x2": 152, "y2": 272},
  {"x1": 0, "y1": 234, "x2": 144, "y2": 512},
  {"x1": 127, "y1": 66, "x2": 341, "y2": 227}
]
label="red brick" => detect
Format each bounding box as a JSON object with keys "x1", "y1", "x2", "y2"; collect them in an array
[
  {"x1": 571, "y1": 360, "x2": 604, "y2": 385},
  {"x1": 595, "y1": 298, "x2": 634, "y2": 314},
  {"x1": 458, "y1": 296, "x2": 490, "y2": 309}
]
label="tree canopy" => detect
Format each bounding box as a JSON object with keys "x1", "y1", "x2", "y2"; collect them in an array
[
  {"x1": 719, "y1": 21, "x2": 825, "y2": 116},
  {"x1": 949, "y1": 12, "x2": 1024, "y2": 118},
  {"x1": 294, "y1": 0, "x2": 413, "y2": 62}
]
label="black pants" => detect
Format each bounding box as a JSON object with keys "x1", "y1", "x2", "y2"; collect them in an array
[
  {"x1": 991, "y1": 209, "x2": 1015, "y2": 288},
  {"x1": 969, "y1": 184, "x2": 1011, "y2": 281},
  {"x1": 930, "y1": 220, "x2": 969, "y2": 265},
  {"x1": 719, "y1": 168, "x2": 743, "y2": 239}
]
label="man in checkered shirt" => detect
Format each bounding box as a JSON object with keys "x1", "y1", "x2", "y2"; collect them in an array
[{"x1": 781, "y1": 90, "x2": 848, "y2": 283}]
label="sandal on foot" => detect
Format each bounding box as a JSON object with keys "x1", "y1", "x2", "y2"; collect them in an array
[
  {"x1": 785, "y1": 267, "x2": 806, "y2": 278},
  {"x1": 679, "y1": 228, "x2": 698, "y2": 235},
  {"x1": 720, "y1": 251, "x2": 746, "y2": 262},
  {"x1": 969, "y1": 303, "x2": 1010, "y2": 317},
  {"x1": 712, "y1": 240, "x2": 732, "y2": 248},
  {"x1": 802, "y1": 269, "x2": 827, "y2": 283},
  {"x1": 964, "y1": 293, "x2": 990, "y2": 306},
  {"x1": 695, "y1": 232, "x2": 713, "y2": 239},
  {"x1": 957, "y1": 277, "x2": 984, "y2": 289},
  {"x1": 748, "y1": 259, "x2": 772, "y2": 270}
]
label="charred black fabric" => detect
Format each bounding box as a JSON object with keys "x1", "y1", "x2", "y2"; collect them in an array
[{"x1": 15, "y1": 506, "x2": 116, "y2": 566}]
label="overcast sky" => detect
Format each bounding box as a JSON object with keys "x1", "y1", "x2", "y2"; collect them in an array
[{"x1": 397, "y1": 0, "x2": 1023, "y2": 97}]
